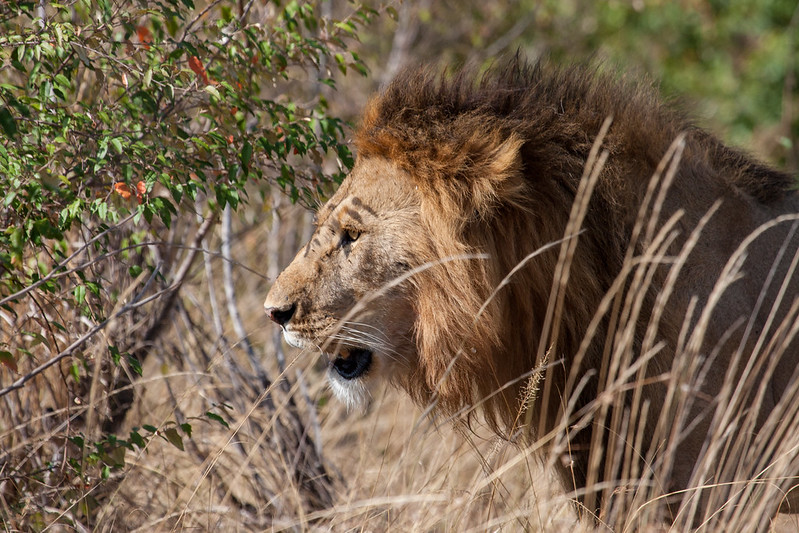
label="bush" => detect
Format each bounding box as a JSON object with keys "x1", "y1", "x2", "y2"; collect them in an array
[{"x1": 0, "y1": 0, "x2": 374, "y2": 528}]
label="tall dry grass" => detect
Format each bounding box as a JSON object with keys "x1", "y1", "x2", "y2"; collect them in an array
[
  {"x1": 4, "y1": 138, "x2": 799, "y2": 533},
  {"x1": 490, "y1": 131, "x2": 799, "y2": 531}
]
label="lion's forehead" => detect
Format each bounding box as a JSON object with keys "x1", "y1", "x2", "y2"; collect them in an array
[
  {"x1": 321, "y1": 157, "x2": 420, "y2": 220},
  {"x1": 337, "y1": 201, "x2": 372, "y2": 225},
  {"x1": 313, "y1": 197, "x2": 370, "y2": 238}
]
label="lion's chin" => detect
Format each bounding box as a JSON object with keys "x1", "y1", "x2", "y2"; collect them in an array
[
  {"x1": 281, "y1": 329, "x2": 309, "y2": 350},
  {"x1": 327, "y1": 368, "x2": 372, "y2": 411}
]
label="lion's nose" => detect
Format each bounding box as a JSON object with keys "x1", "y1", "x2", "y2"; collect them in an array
[{"x1": 265, "y1": 303, "x2": 296, "y2": 327}]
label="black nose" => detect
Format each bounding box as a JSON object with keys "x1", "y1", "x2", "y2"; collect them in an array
[{"x1": 266, "y1": 303, "x2": 296, "y2": 326}]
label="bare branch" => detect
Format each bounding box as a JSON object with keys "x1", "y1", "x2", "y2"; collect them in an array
[
  {"x1": 0, "y1": 213, "x2": 135, "y2": 308},
  {"x1": 0, "y1": 264, "x2": 161, "y2": 399}
]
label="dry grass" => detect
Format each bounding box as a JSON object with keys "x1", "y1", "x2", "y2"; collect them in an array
[
  {"x1": 101, "y1": 356, "x2": 582, "y2": 532},
  {"x1": 3, "y1": 149, "x2": 799, "y2": 532}
]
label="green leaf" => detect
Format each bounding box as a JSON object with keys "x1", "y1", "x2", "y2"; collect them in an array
[
  {"x1": 54, "y1": 24, "x2": 64, "y2": 48},
  {"x1": 3, "y1": 191, "x2": 17, "y2": 207},
  {"x1": 97, "y1": 138, "x2": 108, "y2": 160},
  {"x1": 0, "y1": 107, "x2": 17, "y2": 137},
  {"x1": 240, "y1": 140, "x2": 253, "y2": 170},
  {"x1": 109, "y1": 445, "x2": 126, "y2": 466},
  {"x1": 129, "y1": 430, "x2": 146, "y2": 450},
  {"x1": 204, "y1": 85, "x2": 220, "y2": 100},
  {"x1": 226, "y1": 188, "x2": 239, "y2": 210},
  {"x1": 24, "y1": 331, "x2": 49, "y2": 349},
  {"x1": 334, "y1": 52, "x2": 346, "y2": 74},
  {"x1": 74, "y1": 285, "x2": 86, "y2": 305},
  {"x1": 163, "y1": 428, "x2": 184, "y2": 451},
  {"x1": 33, "y1": 218, "x2": 62, "y2": 240},
  {"x1": 11, "y1": 47, "x2": 26, "y2": 72},
  {"x1": 142, "y1": 204, "x2": 153, "y2": 224},
  {"x1": 86, "y1": 281, "x2": 101, "y2": 297},
  {"x1": 180, "y1": 422, "x2": 192, "y2": 438},
  {"x1": 205, "y1": 412, "x2": 229, "y2": 429},
  {"x1": 151, "y1": 197, "x2": 176, "y2": 228},
  {"x1": 109, "y1": 345, "x2": 121, "y2": 365},
  {"x1": 54, "y1": 74, "x2": 70, "y2": 90},
  {"x1": 96, "y1": 200, "x2": 108, "y2": 220},
  {"x1": 127, "y1": 355, "x2": 143, "y2": 376},
  {"x1": 215, "y1": 184, "x2": 229, "y2": 209},
  {"x1": 9, "y1": 226, "x2": 24, "y2": 252}
]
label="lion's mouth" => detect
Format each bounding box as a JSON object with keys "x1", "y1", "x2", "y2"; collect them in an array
[{"x1": 330, "y1": 348, "x2": 373, "y2": 380}]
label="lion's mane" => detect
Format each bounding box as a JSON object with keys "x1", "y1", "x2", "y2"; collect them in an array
[{"x1": 353, "y1": 57, "x2": 797, "y2": 496}]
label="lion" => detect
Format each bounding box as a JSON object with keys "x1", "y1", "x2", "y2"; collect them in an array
[{"x1": 264, "y1": 58, "x2": 799, "y2": 527}]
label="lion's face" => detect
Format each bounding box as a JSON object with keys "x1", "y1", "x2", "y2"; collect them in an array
[{"x1": 264, "y1": 157, "x2": 423, "y2": 407}]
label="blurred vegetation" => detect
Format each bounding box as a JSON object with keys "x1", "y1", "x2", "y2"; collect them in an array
[
  {"x1": 355, "y1": 0, "x2": 799, "y2": 169},
  {"x1": 1, "y1": 0, "x2": 798, "y2": 530},
  {"x1": 0, "y1": 0, "x2": 371, "y2": 528},
  {"x1": 0, "y1": 0, "x2": 368, "y2": 309},
  {"x1": 547, "y1": 0, "x2": 799, "y2": 164}
]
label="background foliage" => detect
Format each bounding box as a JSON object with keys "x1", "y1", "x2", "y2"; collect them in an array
[
  {"x1": 356, "y1": 0, "x2": 799, "y2": 167},
  {"x1": 0, "y1": 0, "x2": 366, "y2": 310},
  {"x1": 1, "y1": 0, "x2": 798, "y2": 531},
  {"x1": 0, "y1": 0, "x2": 371, "y2": 529}
]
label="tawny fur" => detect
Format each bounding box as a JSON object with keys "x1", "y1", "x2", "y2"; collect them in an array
[{"x1": 266, "y1": 57, "x2": 799, "y2": 521}]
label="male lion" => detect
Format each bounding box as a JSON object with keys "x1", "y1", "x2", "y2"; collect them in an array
[{"x1": 264, "y1": 58, "x2": 799, "y2": 527}]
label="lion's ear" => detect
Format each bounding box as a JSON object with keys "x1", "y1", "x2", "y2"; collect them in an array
[
  {"x1": 464, "y1": 133, "x2": 526, "y2": 219},
  {"x1": 420, "y1": 132, "x2": 526, "y2": 232}
]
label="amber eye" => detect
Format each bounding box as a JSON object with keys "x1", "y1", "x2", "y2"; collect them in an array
[{"x1": 340, "y1": 228, "x2": 360, "y2": 246}]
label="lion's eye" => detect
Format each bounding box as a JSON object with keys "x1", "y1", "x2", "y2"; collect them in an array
[{"x1": 340, "y1": 228, "x2": 360, "y2": 246}]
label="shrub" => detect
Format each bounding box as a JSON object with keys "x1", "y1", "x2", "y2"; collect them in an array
[{"x1": 0, "y1": 0, "x2": 374, "y2": 528}]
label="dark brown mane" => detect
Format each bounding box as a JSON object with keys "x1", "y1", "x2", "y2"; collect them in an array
[
  {"x1": 347, "y1": 57, "x2": 799, "y2": 518},
  {"x1": 356, "y1": 57, "x2": 794, "y2": 205}
]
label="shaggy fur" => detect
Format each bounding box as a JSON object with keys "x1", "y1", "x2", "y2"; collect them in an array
[{"x1": 266, "y1": 57, "x2": 799, "y2": 522}]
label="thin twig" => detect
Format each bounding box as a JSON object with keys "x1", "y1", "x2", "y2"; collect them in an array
[
  {"x1": 139, "y1": 214, "x2": 218, "y2": 346},
  {"x1": 0, "y1": 213, "x2": 135, "y2": 308},
  {"x1": 221, "y1": 205, "x2": 270, "y2": 387},
  {"x1": 0, "y1": 264, "x2": 161, "y2": 399},
  {"x1": 180, "y1": 0, "x2": 226, "y2": 43}
]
